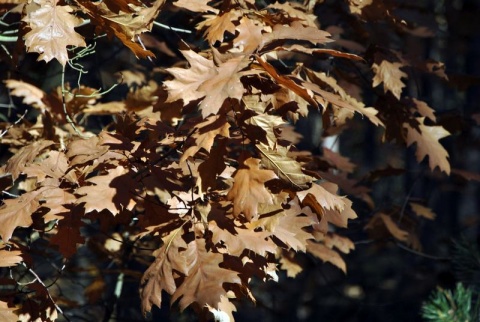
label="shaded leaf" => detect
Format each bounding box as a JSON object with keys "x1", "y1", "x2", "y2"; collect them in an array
[
  {"x1": 0, "y1": 189, "x2": 45, "y2": 241},
  {"x1": 171, "y1": 238, "x2": 241, "y2": 310},
  {"x1": 306, "y1": 240, "x2": 347, "y2": 273},
  {"x1": 227, "y1": 158, "x2": 277, "y2": 221}
]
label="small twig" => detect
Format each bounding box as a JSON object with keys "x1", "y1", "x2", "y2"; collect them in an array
[
  {"x1": 21, "y1": 262, "x2": 71, "y2": 322},
  {"x1": 152, "y1": 21, "x2": 192, "y2": 34},
  {"x1": 395, "y1": 241, "x2": 450, "y2": 261},
  {"x1": 0, "y1": 109, "x2": 28, "y2": 138},
  {"x1": 61, "y1": 65, "x2": 90, "y2": 138}
]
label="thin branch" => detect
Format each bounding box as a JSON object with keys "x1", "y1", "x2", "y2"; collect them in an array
[
  {"x1": 152, "y1": 21, "x2": 192, "y2": 34},
  {"x1": 0, "y1": 109, "x2": 28, "y2": 138},
  {"x1": 395, "y1": 241, "x2": 450, "y2": 261},
  {"x1": 21, "y1": 262, "x2": 71, "y2": 322}
]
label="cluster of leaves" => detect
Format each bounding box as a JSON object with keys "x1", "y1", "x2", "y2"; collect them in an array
[{"x1": 0, "y1": 0, "x2": 473, "y2": 320}]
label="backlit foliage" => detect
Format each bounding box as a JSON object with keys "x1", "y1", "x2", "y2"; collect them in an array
[{"x1": 0, "y1": 0, "x2": 471, "y2": 320}]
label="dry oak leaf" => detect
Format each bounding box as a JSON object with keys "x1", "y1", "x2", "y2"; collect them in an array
[
  {"x1": 269, "y1": 198, "x2": 315, "y2": 252},
  {"x1": 298, "y1": 182, "x2": 357, "y2": 233},
  {"x1": 208, "y1": 207, "x2": 277, "y2": 256},
  {"x1": 279, "y1": 250, "x2": 303, "y2": 278},
  {"x1": 171, "y1": 238, "x2": 241, "y2": 311},
  {"x1": 306, "y1": 240, "x2": 348, "y2": 273},
  {"x1": 320, "y1": 233, "x2": 355, "y2": 254},
  {"x1": 260, "y1": 21, "x2": 333, "y2": 49},
  {"x1": 267, "y1": 2, "x2": 318, "y2": 27},
  {"x1": 303, "y1": 69, "x2": 383, "y2": 127},
  {"x1": 75, "y1": 0, "x2": 162, "y2": 58},
  {"x1": 0, "y1": 188, "x2": 46, "y2": 241},
  {"x1": 403, "y1": 117, "x2": 450, "y2": 174},
  {"x1": 234, "y1": 16, "x2": 263, "y2": 54},
  {"x1": 0, "y1": 301, "x2": 19, "y2": 321},
  {"x1": 40, "y1": 186, "x2": 76, "y2": 222},
  {"x1": 180, "y1": 115, "x2": 230, "y2": 163},
  {"x1": 365, "y1": 213, "x2": 409, "y2": 242},
  {"x1": 245, "y1": 114, "x2": 285, "y2": 148},
  {"x1": 0, "y1": 244, "x2": 22, "y2": 267},
  {"x1": 322, "y1": 147, "x2": 356, "y2": 173},
  {"x1": 257, "y1": 143, "x2": 313, "y2": 189},
  {"x1": 4, "y1": 80, "x2": 46, "y2": 110},
  {"x1": 5, "y1": 140, "x2": 54, "y2": 180},
  {"x1": 23, "y1": 0, "x2": 86, "y2": 66},
  {"x1": 75, "y1": 166, "x2": 136, "y2": 215},
  {"x1": 372, "y1": 60, "x2": 407, "y2": 100},
  {"x1": 348, "y1": 0, "x2": 373, "y2": 14},
  {"x1": 227, "y1": 158, "x2": 277, "y2": 221},
  {"x1": 141, "y1": 228, "x2": 189, "y2": 313},
  {"x1": 49, "y1": 206, "x2": 85, "y2": 258},
  {"x1": 411, "y1": 98, "x2": 436, "y2": 122},
  {"x1": 173, "y1": 0, "x2": 218, "y2": 13},
  {"x1": 255, "y1": 55, "x2": 318, "y2": 109},
  {"x1": 410, "y1": 202, "x2": 436, "y2": 220},
  {"x1": 165, "y1": 50, "x2": 249, "y2": 118},
  {"x1": 297, "y1": 182, "x2": 346, "y2": 213},
  {"x1": 197, "y1": 11, "x2": 240, "y2": 45}
]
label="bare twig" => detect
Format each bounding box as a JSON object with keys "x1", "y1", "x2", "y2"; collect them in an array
[{"x1": 21, "y1": 262, "x2": 71, "y2": 322}]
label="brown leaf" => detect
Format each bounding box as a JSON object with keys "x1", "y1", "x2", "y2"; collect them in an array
[
  {"x1": 321, "y1": 233, "x2": 355, "y2": 254},
  {"x1": 306, "y1": 240, "x2": 347, "y2": 273},
  {"x1": 165, "y1": 50, "x2": 249, "y2": 117},
  {"x1": 180, "y1": 115, "x2": 230, "y2": 163},
  {"x1": 348, "y1": 0, "x2": 373, "y2": 14},
  {"x1": 173, "y1": 0, "x2": 218, "y2": 13},
  {"x1": 298, "y1": 182, "x2": 357, "y2": 233},
  {"x1": 304, "y1": 69, "x2": 383, "y2": 126},
  {"x1": 197, "y1": 11, "x2": 240, "y2": 45},
  {"x1": 5, "y1": 140, "x2": 54, "y2": 180},
  {"x1": 322, "y1": 147, "x2": 356, "y2": 173},
  {"x1": 40, "y1": 186, "x2": 76, "y2": 222},
  {"x1": 23, "y1": 0, "x2": 86, "y2": 66},
  {"x1": 76, "y1": 0, "x2": 164, "y2": 58},
  {"x1": 4, "y1": 79, "x2": 47, "y2": 110},
  {"x1": 255, "y1": 55, "x2": 318, "y2": 108},
  {"x1": 227, "y1": 158, "x2": 277, "y2": 221},
  {"x1": 272, "y1": 44, "x2": 364, "y2": 61},
  {"x1": 0, "y1": 189, "x2": 45, "y2": 241},
  {"x1": 271, "y1": 198, "x2": 315, "y2": 252},
  {"x1": 260, "y1": 21, "x2": 333, "y2": 49},
  {"x1": 245, "y1": 114, "x2": 285, "y2": 148},
  {"x1": 403, "y1": 117, "x2": 450, "y2": 174},
  {"x1": 257, "y1": 144, "x2": 313, "y2": 189},
  {"x1": 372, "y1": 61, "x2": 407, "y2": 100},
  {"x1": 75, "y1": 166, "x2": 136, "y2": 215},
  {"x1": 208, "y1": 206, "x2": 277, "y2": 256},
  {"x1": 234, "y1": 16, "x2": 263, "y2": 54},
  {"x1": 410, "y1": 202, "x2": 436, "y2": 220},
  {"x1": 171, "y1": 238, "x2": 241, "y2": 310},
  {"x1": 267, "y1": 2, "x2": 318, "y2": 27},
  {"x1": 49, "y1": 206, "x2": 85, "y2": 258},
  {"x1": 0, "y1": 301, "x2": 19, "y2": 321},
  {"x1": 366, "y1": 213, "x2": 409, "y2": 242},
  {"x1": 279, "y1": 250, "x2": 303, "y2": 278},
  {"x1": 0, "y1": 243, "x2": 22, "y2": 267},
  {"x1": 411, "y1": 98, "x2": 436, "y2": 122},
  {"x1": 141, "y1": 228, "x2": 189, "y2": 313}
]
